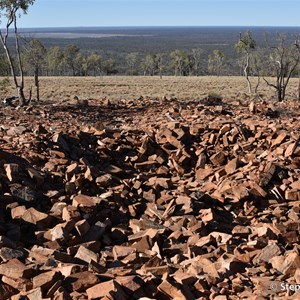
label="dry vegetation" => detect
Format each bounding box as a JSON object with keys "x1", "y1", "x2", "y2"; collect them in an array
[{"x1": 1, "y1": 76, "x2": 300, "y2": 103}]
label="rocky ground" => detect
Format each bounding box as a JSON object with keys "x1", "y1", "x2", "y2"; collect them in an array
[{"x1": 0, "y1": 95, "x2": 300, "y2": 299}]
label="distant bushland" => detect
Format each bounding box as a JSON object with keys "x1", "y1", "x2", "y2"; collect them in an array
[{"x1": 1, "y1": 26, "x2": 299, "y2": 80}]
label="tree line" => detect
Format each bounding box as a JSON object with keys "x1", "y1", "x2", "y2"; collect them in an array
[
  {"x1": 0, "y1": 43, "x2": 225, "y2": 77},
  {"x1": 0, "y1": 37, "x2": 299, "y2": 79}
]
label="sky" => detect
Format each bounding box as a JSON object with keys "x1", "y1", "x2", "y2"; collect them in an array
[{"x1": 17, "y1": 0, "x2": 300, "y2": 28}]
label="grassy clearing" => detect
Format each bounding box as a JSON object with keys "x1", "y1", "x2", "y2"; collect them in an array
[{"x1": 0, "y1": 76, "x2": 299, "y2": 103}]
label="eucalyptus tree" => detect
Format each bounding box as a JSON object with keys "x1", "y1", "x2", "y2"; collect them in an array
[
  {"x1": 86, "y1": 52, "x2": 102, "y2": 76},
  {"x1": 126, "y1": 52, "x2": 139, "y2": 75},
  {"x1": 170, "y1": 50, "x2": 188, "y2": 76},
  {"x1": 23, "y1": 39, "x2": 46, "y2": 101},
  {"x1": 208, "y1": 50, "x2": 225, "y2": 76},
  {"x1": 156, "y1": 53, "x2": 165, "y2": 79},
  {"x1": 63, "y1": 44, "x2": 80, "y2": 76},
  {"x1": 0, "y1": 0, "x2": 35, "y2": 106},
  {"x1": 191, "y1": 48, "x2": 203, "y2": 76},
  {"x1": 74, "y1": 52, "x2": 86, "y2": 76},
  {"x1": 103, "y1": 58, "x2": 117, "y2": 75},
  {"x1": 47, "y1": 46, "x2": 64, "y2": 76},
  {"x1": 141, "y1": 54, "x2": 157, "y2": 76},
  {"x1": 251, "y1": 48, "x2": 266, "y2": 94},
  {"x1": 235, "y1": 31, "x2": 256, "y2": 94}
]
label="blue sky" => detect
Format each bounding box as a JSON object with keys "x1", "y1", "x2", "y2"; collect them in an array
[{"x1": 18, "y1": 0, "x2": 300, "y2": 28}]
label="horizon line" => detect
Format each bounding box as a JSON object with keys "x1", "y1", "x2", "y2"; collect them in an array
[{"x1": 17, "y1": 25, "x2": 300, "y2": 29}]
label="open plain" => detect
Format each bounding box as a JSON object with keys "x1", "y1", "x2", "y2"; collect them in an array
[
  {"x1": 2, "y1": 76, "x2": 300, "y2": 104},
  {"x1": 0, "y1": 76, "x2": 300, "y2": 299}
]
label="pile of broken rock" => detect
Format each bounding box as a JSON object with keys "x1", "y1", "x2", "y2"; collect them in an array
[{"x1": 0, "y1": 97, "x2": 300, "y2": 299}]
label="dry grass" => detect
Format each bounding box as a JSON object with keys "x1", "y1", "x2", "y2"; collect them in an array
[{"x1": 1, "y1": 76, "x2": 299, "y2": 103}]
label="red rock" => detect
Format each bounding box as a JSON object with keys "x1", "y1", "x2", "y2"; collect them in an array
[
  {"x1": 86, "y1": 280, "x2": 127, "y2": 300},
  {"x1": 75, "y1": 246, "x2": 98, "y2": 264},
  {"x1": 75, "y1": 219, "x2": 90, "y2": 236},
  {"x1": 72, "y1": 194, "x2": 101, "y2": 207},
  {"x1": 113, "y1": 245, "x2": 136, "y2": 260},
  {"x1": 32, "y1": 270, "x2": 63, "y2": 291},
  {"x1": 210, "y1": 151, "x2": 227, "y2": 166},
  {"x1": 64, "y1": 271, "x2": 99, "y2": 292},
  {"x1": 0, "y1": 258, "x2": 33, "y2": 279}
]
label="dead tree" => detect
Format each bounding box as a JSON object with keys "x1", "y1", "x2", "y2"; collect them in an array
[{"x1": 264, "y1": 34, "x2": 300, "y2": 102}]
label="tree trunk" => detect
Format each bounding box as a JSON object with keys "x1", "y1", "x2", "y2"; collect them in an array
[
  {"x1": 298, "y1": 71, "x2": 300, "y2": 100},
  {"x1": 17, "y1": 86, "x2": 26, "y2": 106},
  {"x1": 277, "y1": 85, "x2": 283, "y2": 102},
  {"x1": 14, "y1": 17, "x2": 25, "y2": 97},
  {"x1": 244, "y1": 52, "x2": 252, "y2": 94},
  {"x1": 34, "y1": 68, "x2": 39, "y2": 101},
  {"x1": 282, "y1": 86, "x2": 286, "y2": 102},
  {"x1": 254, "y1": 75, "x2": 260, "y2": 95},
  {"x1": 278, "y1": 91, "x2": 283, "y2": 102},
  {"x1": 0, "y1": 33, "x2": 26, "y2": 106},
  {"x1": 195, "y1": 64, "x2": 198, "y2": 76}
]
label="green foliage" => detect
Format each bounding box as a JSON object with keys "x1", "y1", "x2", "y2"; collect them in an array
[
  {"x1": 86, "y1": 52, "x2": 102, "y2": 76},
  {"x1": 23, "y1": 38, "x2": 46, "y2": 74},
  {"x1": 191, "y1": 48, "x2": 204, "y2": 75},
  {"x1": 63, "y1": 45, "x2": 80, "y2": 76},
  {"x1": 46, "y1": 46, "x2": 63, "y2": 75},
  {"x1": 141, "y1": 54, "x2": 156, "y2": 75},
  {"x1": 235, "y1": 31, "x2": 257, "y2": 93},
  {"x1": 235, "y1": 31, "x2": 256, "y2": 53},
  {"x1": 208, "y1": 50, "x2": 225, "y2": 76},
  {"x1": 170, "y1": 49, "x2": 190, "y2": 76},
  {"x1": 126, "y1": 52, "x2": 139, "y2": 75},
  {"x1": 74, "y1": 52, "x2": 86, "y2": 76},
  {"x1": 103, "y1": 58, "x2": 117, "y2": 75},
  {"x1": 0, "y1": 0, "x2": 35, "y2": 15}
]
